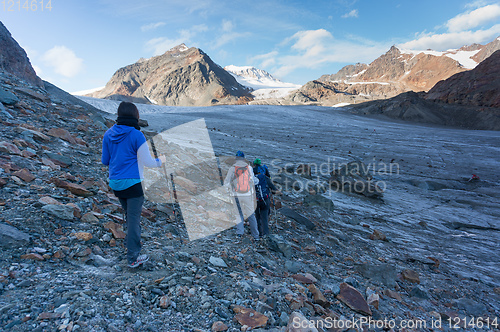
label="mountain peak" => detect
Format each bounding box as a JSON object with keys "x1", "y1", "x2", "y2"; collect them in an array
[{"x1": 167, "y1": 43, "x2": 190, "y2": 53}]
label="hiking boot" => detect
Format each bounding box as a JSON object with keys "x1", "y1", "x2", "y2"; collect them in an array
[{"x1": 128, "y1": 254, "x2": 149, "y2": 268}]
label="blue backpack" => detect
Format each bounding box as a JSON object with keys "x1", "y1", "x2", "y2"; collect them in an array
[{"x1": 255, "y1": 173, "x2": 270, "y2": 202}]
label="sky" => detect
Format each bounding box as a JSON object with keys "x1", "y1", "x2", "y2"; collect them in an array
[{"x1": 1, "y1": 0, "x2": 500, "y2": 93}]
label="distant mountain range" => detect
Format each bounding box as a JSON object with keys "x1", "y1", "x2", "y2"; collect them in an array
[
  {"x1": 224, "y1": 65, "x2": 301, "y2": 100},
  {"x1": 287, "y1": 37, "x2": 500, "y2": 106},
  {"x1": 0, "y1": 18, "x2": 498, "y2": 129}
]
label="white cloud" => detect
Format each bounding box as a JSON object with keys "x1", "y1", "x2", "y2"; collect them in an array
[
  {"x1": 42, "y1": 46, "x2": 83, "y2": 78},
  {"x1": 399, "y1": 24, "x2": 500, "y2": 50},
  {"x1": 399, "y1": 3, "x2": 500, "y2": 51},
  {"x1": 342, "y1": 9, "x2": 358, "y2": 18},
  {"x1": 145, "y1": 24, "x2": 207, "y2": 55},
  {"x1": 141, "y1": 22, "x2": 166, "y2": 32},
  {"x1": 257, "y1": 29, "x2": 388, "y2": 78},
  {"x1": 446, "y1": 4, "x2": 500, "y2": 32},
  {"x1": 212, "y1": 20, "x2": 250, "y2": 49}
]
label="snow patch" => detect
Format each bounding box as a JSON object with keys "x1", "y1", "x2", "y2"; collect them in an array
[
  {"x1": 71, "y1": 86, "x2": 105, "y2": 96},
  {"x1": 332, "y1": 102, "x2": 351, "y2": 108},
  {"x1": 445, "y1": 50, "x2": 480, "y2": 69}
]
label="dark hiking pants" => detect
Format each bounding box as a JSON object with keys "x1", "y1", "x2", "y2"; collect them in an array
[{"x1": 119, "y1": 196, "x2": 144, "y2": 264}]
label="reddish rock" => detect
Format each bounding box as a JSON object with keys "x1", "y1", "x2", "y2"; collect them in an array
[
  {"x1": 21, "y1": 253, "x2": 44, "y2": 261},
  {"x1": 12, "y1": 168, "x2": 35, "y2": 182},
  {"x1": 39, "y1": 196, "x2": 61, "y2": 205},
  {"x1": 0, "y1": 178, "x2": 6, "y2": 187},
  {"x1": 211, "y1": 321, "x2": 228, "y2": 332},
  {"x1": 369, "y1": 229, "x2": 387, "y2": 241},
  {"x1": 0, "y1": 141, "x2": 21, "y2": 155},
  {"x1": 367, "y1": 293, "x2": 380, "y2": 309},
  {"x1": 159, "y1": 295, "x2": 171, "y2": 309},
  {"x1": 21, "y1": 150, "x2": 36, "y2": 158},
  {"x1": 308, "y1": 284, "x2": 329, "y2": 308},
  {"x1": 81, "y1": 212, "x2": 99, "y2": 223},
  {"x1": 336, "y1": 282, "x2": 372, "y2": 316},
  {"x1": 41, "y1": 158, "x2": 59, "y2": 170},
  {"x1": 383, "y1": 289, "x2": 402, "y2": 301},
  {"x1": 66, "y1": 203, "x2": 82, "y2": 218},
  {"x1": 47, "y1": 128, "x2": 77, "y2": 144},
  {"x1": 292, "y1": 273, "x2": 317, "y2": 284},
  {"x1": 52, "y1": 178, "x2": 93, "y2": 197},
  {"x1": 104, "y1": 221, "x2": 126, "y2": 239},
  {"x1": 74, "y1": 232, "x2": 93, "y2": 241},
  {"x1": 37, "y1": 312, "x2": 62, "y2": 320},
  {"x1": 75, "y1": 247, "x2": 92, "y2": 257},
  {"x1": 233, "y1": 306, "x2": 268, "y2": 329},
  {"x1": 401, "y1": 269, "x2": 420, "y2": 284}
]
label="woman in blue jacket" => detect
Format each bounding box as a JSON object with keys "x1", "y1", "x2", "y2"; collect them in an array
[{"x1": 101, "y1": 102, "x2": 165, "y2": 268}]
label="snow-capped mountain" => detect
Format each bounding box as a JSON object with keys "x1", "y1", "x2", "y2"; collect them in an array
[
  {"x1": 224, "y1": 65, "x2": 301, "y2": 100},
  {"x1": 289, "y1": 36, "x2": 500, "y2": 106}
]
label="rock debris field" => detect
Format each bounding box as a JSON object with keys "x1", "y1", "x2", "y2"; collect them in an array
[{"x1": 0, "y1": 74, "x2": 499, "y2": 331}]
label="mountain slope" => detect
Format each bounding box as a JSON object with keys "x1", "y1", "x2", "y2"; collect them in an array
[
  {"x1": 89, "y1": 44, "x2": 252, "y2": 106},
  {"x1": 291, "y1": 37, "x2": 500, "y2": 105},
  {"x1": 426, "y1": 49, "x2": 500, "y2": 108},
  {"x1": 347, "y1": 50, "x2": 500, "y2": 130},
  {"x1": 0, "y1": 21, "x2": 43, "y2": 87}
]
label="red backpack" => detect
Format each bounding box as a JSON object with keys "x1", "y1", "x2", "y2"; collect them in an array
[{"x1": 234, "y1": 166, "x2": 251, "y2": 193}]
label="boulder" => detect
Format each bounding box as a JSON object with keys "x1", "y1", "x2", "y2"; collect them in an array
[
  {"x1": 336, "y1": 282, "x2": 372, "y2": 316},
  {"x1": 0, "y1": 223, "x2": 30, "y2": 248},
  {"x1": 0, "y1": 89, "x2": 19, "y2": 105},
  {"x1": 41, "y1": 204, "x2": 75, "y2": 220},
  {"x1": 278, "y1": 207, "x2": 316, "y2": 230}
]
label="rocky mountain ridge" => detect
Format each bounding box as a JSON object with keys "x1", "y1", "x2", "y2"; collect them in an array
[
  {"x1": 88, "y1": 44, "x2": 253, "y2": 107},
  {"x1": 346, "y1": 50, "x2": 500, "y2": 130},
  {"x1": 288, "y1": 37, "x2": 500, "y2": 106},
  {"x1": 0, "y1": 22, "x2": 43, "y2": 88}
]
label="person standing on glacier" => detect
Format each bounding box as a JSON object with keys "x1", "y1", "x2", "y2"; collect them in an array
[{"x1": 101, "y1": 101, "x2": 166, "y2": 268}]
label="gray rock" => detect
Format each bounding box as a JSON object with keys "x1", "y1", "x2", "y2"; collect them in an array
[
  {"x1": 41, "y1": 204, "x2": 74, "y2": 220},
  {"x1": 0, "y1": 223, "x2": 30, "y2": 248},
  {"x1": 410, "y1": 286, "x2": 429, "y2": 299},
  {"x1": 44, "y1": 152, "x2": 73, "y2": 166},
  {"x1": 285, "y1": 260, "x2": 303, "y2": 273},
  {"x1": 209, "y1": 256, "x2": 228, "y2": 268},
  {"x1": 267, "y1": 234, "x2": 292, "y2": 258},
  {"x1": 278, "y1": 207, "x2": 316, "y2": 230},
  {"x1": 356, "y1": 263, "x2": 397, "y2": 287},
  {"x1": 303, "y1": 194, "x2": 334, "y2": 211},
  {"x1": 453, "y1": 298, "x2": 488, "y2": 316},
  {"x1": 0, "y1": 89, "x2": 19, "y2": 105},
  {"x1": 279, "y1": 311, "x2": 289, "y2": 326}
]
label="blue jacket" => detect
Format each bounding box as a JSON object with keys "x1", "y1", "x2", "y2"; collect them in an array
[{"x1": 101, "y1": 125, "x2": 161, "y2": 183}]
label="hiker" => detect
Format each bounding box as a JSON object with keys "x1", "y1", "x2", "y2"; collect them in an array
[
  {"x1": 254, "y1": 164, "x2": 278, "y2": 238},
  {"x1": 224, "y1": 151, "x2": 259, "y2": 240},
  {"x1": 101, "y1": 101, "x2": 166, "y2": 268},
  {"x1": 253, "y1": 158, "x2": 270, "y2": 178}
]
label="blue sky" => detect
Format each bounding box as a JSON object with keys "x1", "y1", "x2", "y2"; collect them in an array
[{"x1": 2, "y1": 0, "x2": 500, "y2": 92}]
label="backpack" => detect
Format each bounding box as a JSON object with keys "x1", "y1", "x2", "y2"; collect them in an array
[
  {"x1": 234, "y1": 166, "x2": 251, "y2": 193},
  {"x1": 255, "y1": 173, "x2": 270, "y2": 201}
]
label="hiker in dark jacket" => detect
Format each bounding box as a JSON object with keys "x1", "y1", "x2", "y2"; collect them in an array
[
  {"x1": 253, "y1": 158, "x2": 270, "y2": 178},
  {"x1": 101, "y1": 101, "x2": 165, "y2": 268},
  {"x1": 254, "y1": 166, "x2": 277, "y2": 237}
]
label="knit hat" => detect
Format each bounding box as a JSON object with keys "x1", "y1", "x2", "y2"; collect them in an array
[
  {"x1": 253, "y1": 158, "x2": 262, "y2": 166},
  {"x1": 236, "y1": 151, "x2": 245, "y2": 158}
]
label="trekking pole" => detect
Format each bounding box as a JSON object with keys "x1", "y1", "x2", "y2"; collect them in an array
[{"x1": 150, "y1": 138, "x2": 176, "y2": 219}]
